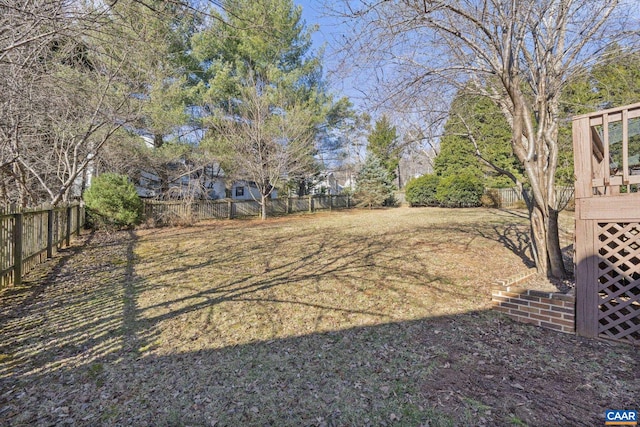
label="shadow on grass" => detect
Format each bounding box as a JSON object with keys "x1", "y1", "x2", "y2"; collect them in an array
[
  {"x1": 0, "y1": 231, "x2": 97, "y2": 317},
  {"x1": 0, "y1": 229, "x2": 155, "y2": 380},
  {"x1": 489, "y1": 208, "x2": 577, "y2": 273},
  {"x1": 1, "y1": 211, "x2": 632, "y2": 426},
  {"x1": 1, "y1": 308, "x2": 638, "y2": 426},
  {"x1": 1, "y1": 210, "x2": 527, "y2": 367},
  {"x1": 135, "y1": 230, "x2": 470, "y2": 329}
]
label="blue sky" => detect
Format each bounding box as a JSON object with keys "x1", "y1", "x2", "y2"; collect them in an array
[{"x1": 296, "y1": 1, "x2": 367, "y2": 109}]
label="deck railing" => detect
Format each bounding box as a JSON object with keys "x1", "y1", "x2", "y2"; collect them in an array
[{"x1": 573, "y1": 102, "x2": 640, "y2": 344}]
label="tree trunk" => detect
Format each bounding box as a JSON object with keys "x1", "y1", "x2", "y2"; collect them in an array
[
  {"x1": 546, "y1": 207, "x2": 566, "y2": 279},
  {"x1": 508, "y1": 84, "x2": 567, "y2": 280},
  {"x1": 261, "y1": 193, "x2": 268, "y2": 220},
  {"x1": 529, "y1": 201, "x2": 567, "y2": 279}
]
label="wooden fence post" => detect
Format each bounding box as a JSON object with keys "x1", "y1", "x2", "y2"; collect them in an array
[
  {"x1": 13, "y1": 213, "x2": 23, "y2": 286},
  {"x1": 329, "y1": 195, "x2": 333, "y2": 211},
  {"x1": 287, "y1": 197, "x2": 292, "y2": 214},
  {"x1": 227, "y1": 200, "x2": 234, "y2": 219},
  {"x1": 47, "y1": 208, "x2": 54, "y2": 258},
  {"x1": 308, "y1": 194, "x2": 313, "y2": 213},
  {"x1": 66, "y1": 205, "x2": 72, "y2": 247},
  {"x1": 347, "y1": 194, "x2": 350, "y2": 208},
  {"x1": 76, "y1": 204, "x2": 81, "y2": 236}
]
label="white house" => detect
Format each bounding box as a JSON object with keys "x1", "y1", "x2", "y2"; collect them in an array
[
  {"x1": 309, "y1": 171, "x2": 342, "y2": 195},
  {"x1": 136, "y1": 163, "x2": 228, "y2": 200},
  {"x1": 136, "y1": 166, "x2": 279, "y2": 201}
]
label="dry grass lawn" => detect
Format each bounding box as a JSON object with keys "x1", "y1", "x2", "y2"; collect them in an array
[{"x1": 0, "y1": 207, "x2": 637, "y2": 426}]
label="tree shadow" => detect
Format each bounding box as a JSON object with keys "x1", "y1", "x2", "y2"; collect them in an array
[
  {"x1": 2, "y1": 210, "x2": 622, "y2": 427},
  {"x1": 0, "y1": 209, "x2": 550, "y2": 386},
  {"x1": 0, "y1": 229, "x2": 154, "y2": 380},
  {"x1": 0, "y1": 210, "x2": 528, "y2": 385},
  {"x1": 130, "y1": 227, "x2": 483, "y2": 332},
  {"x1": 410, "y1": 220, "x2": 536, "y2": 269},
  {"x1": 0, "y1": 231, "x2": 97, "y2": 317},
  {"x1": 1, "y1": 309, "x2": 637, "y2": 426}
]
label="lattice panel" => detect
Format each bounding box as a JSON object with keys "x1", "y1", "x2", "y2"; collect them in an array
[{"x1": 597, "y1": 223, "x2": 640, "y2": 342}]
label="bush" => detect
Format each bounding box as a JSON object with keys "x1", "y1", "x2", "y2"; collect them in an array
[
  {"x1": 481, "y1": 189, "x2": 502, "y2": 208},
  {"x1": 405, "y1": 174, "x2": 440, "y2": 207},
  {"x1": 84, "y1": 173, "x2": 143, "y2": 229},
  {"x1": 384, "y1": 194, "x2": 398, "y2": 207},
  {"x1": 512, "y1": 200, "x2": 527, "y2": 209},
  {"x1": 435, "y1": 172, "x2": 484, "y2": 207},
  {"x1": 564, "y1": 198, "x2": 575, "y2": 212}
]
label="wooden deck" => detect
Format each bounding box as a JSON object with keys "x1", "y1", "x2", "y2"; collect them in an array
[{"x1": 573, "y1": 102, "x2": 640, "y2": 344}]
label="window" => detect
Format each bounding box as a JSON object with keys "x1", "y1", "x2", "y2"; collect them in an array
[{"x1": 235, "y1": 186, "x2": 244, "y2": 197}]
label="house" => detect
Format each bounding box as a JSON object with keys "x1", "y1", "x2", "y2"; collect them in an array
[
  {"x1": 136, "y1": 164, "x2": 278, "y2": 201},
  {"x1": 309, "y1": 171, "x2": 343, "y2": 195},
  {"x1": 133, "y1": 133, "x2": 283, "y2": 200},
  {"x1": 230, "y1": 180, "x2": 278, "y2": 200},
  {"x1": 136, "y1": 163, "x2": 227, "y2": 200}
]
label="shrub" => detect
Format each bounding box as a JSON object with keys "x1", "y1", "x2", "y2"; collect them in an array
[
  {"x1": 435, "y1": 172, "x2": 484, "y2": 207},
  {"x1": 405, "y1": 174, "x2": 440, "y2": 207},
  {"x1": 513, "y1": 199, "x2": 529, "y2": 210},
  {"x1": 564, "y1": 198, "x2": 575, "y2": 212},
  {"x1": 384, "y1": 193, "x2": 399, "y2": 207},
  {"x1": 481, "y1": 189, "x2": 502, "y2": 208},
  {"x1": 84, "y1": 173, "x2": 143, "y2": 229}
]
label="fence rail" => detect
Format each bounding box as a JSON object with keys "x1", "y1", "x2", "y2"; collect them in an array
[
  {"x1": 487, "y1": 186, "x2": 574, "y2": 208},
  {"x1": 1, "y1": 203, "x2": 85, "y2": 289},
  {"x1": 143, "y1": 195, "x2": 353, "y2": 225}
]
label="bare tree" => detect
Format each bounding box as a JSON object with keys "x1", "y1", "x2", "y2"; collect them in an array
[
  {"x1": 334, "y1": 0, "x2": 639, "y2": 279},
  {"x1": 0, "y1": 0, "x2": 212, "y2": 207},
  {"x1": 0, "y1": 1, "x2": 216, "y2": 207},
  {"x1": 0, "y1": 1, "x2": 142, "y2": 206},
  {"x1": 208, "y1": 81, "x2": 317, "y2": 220}
]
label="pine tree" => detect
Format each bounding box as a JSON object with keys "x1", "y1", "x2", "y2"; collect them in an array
[
  {"x1": 194, "y1": 0, "x2": 348, "y2": 219},
  {"x1": 367, "y1": 115, "x2": 402, "y2": 186},
  {"x1": 355, "y1": 155, "x2": 395, "y2": 208}
]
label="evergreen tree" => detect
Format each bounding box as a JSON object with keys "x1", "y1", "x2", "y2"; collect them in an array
[
  {"x1": 367, "y1": 115, "x2": 402, "y2": 187},
  {"x1": 558, "y1": 45, "x2": 640, "y2": 185},
  {"x1": 592, "y1": 45, "x2": 640, "y2": 108},
  {"x1": 436, "y1": 48, "x2": 640, "y2": 191},
  {"x1": 355, "y1": 155, "x2": 395, "y2": 208},
  {"x1": 194, "y1": 0, "x2": 341, "y2": 219},
  {"x1": 192, "y1": 0, "x2": 322, "y2": 110},
  {"x1": 84, "y1": 173, "x2": 143, "y2": 229},
  {"x1": 434, "y1": 88, "x2": 523, "y2": 188},
  {"x1": 100, "y1": 1, "x2": 201, "y2": 197}
]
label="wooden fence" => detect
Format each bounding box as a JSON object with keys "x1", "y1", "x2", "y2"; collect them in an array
[
  {"x1": 487, "y1": 186, "x2": 574, "y2": 208},
  {"x1": 0, "y1": 203, "x2": 85, "y2": 289},
  {"x1": 143, "y1": 195, "x2": 353, "y2": 225}
]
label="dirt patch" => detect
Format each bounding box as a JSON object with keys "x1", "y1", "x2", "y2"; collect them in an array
[{"x1": 0, "y1": 208, "x2": 637, "y2": 426}]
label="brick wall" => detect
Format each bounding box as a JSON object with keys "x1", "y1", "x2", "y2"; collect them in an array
[{"x1": 491, "y1": 279, "x2": 575, "y2": 334}]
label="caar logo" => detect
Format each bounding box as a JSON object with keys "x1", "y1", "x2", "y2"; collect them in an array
[{"x1": 605, "y1": 410, "x2": 638, "y2": 426}]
